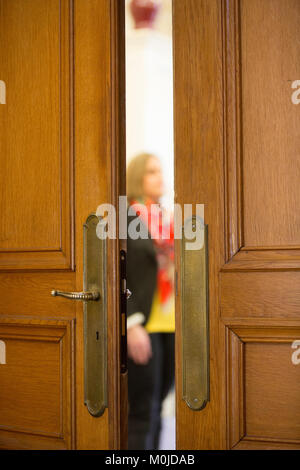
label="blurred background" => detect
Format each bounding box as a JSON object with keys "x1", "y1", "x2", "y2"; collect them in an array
[
  {"x1": 125, "y1": 0, "x2": 175, "y2": 450},
  {"x1": 126, "y1": 0, "x2": 174, "y2": 211}
]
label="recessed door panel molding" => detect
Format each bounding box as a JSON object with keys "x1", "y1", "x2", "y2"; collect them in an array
[
  {"x1": 226, "y1": 325, "x2": 300, "y2": 450},
  {"x1": 0, "y1": 316, "x2": 75, "y2": 450},
  {"x1": 223, "y1": 0, "x2": 300, "y2": 270},
  {"x1": 220, "y1": 271, "x2": 300, "y2": 320},
  {"x1": 0, "y1": 0, "x2": 74, "y2": 271}
]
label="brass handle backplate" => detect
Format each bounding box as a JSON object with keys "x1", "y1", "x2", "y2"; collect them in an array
[
  {"x1": 181, "y1": 216, "x2": 210, "y2": 411},
  {"x1": 83, "y1": 214, "x2": 107, "y2": 417},
  {"x1": 51, "y1": 213, "x2": 107, "y2": 418},
  {"x1": 51, "y1": 290, "x2": 100, "y2": 301}
]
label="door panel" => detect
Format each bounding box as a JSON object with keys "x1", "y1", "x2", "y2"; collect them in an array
[
  {"x1": 0, "y1": 0, "x2": 125, "y2": 450},
  {"x1": 0, "y1": 0, "x2": 73, "y2": 270},
  {"x1": 0, "y1": 318, "x2": 73, "y2": 449},
  {"x1": 174, "y1": 0, "x2": 300, "y2": 450},
  {"x1": 241, "y1": 0, "x2": 300, "y2": 248}
]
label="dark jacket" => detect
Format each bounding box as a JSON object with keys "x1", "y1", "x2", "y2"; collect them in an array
[{"x1": 127, "y1": 214, "x2": 158, "y2": 325}]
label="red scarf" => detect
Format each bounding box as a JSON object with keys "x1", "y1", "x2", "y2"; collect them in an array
[{"x1": 130, "y1": 198, "x2": 174, "y2": 305}]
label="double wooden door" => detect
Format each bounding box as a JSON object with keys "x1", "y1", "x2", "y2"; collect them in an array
[{"x1": 0, "y1": 0, "x2": 299, "y2": 450}]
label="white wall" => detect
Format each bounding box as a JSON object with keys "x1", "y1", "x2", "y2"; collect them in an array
[{"x1": 126, "y1": 1, "x2": 174, "y2": 209}]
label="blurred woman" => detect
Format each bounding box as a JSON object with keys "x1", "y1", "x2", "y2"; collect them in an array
[{"x1": 126, "y1": 153, "x2": 175, "y2": 450}]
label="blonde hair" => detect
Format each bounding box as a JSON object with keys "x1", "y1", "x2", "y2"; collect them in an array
[{"x1": 127, "y1": 153, "x2": 156, "y2": 202}]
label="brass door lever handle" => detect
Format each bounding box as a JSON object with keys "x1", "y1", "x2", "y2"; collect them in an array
[{"x1": 51, "y1": 290, "x2": 100, "y2": 301}]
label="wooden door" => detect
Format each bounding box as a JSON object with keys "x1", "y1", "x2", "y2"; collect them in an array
[
  {"x1": 174, "y1": 0, "x2": 300, "y2": 449},
  {"x1": 0, "y1": 0, "x2": 126, "y2": 450}
]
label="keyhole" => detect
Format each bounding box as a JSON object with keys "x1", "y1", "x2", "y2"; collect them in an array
[{"x1": 96, "y1": 331, "x2": 99, "y2": 341}]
